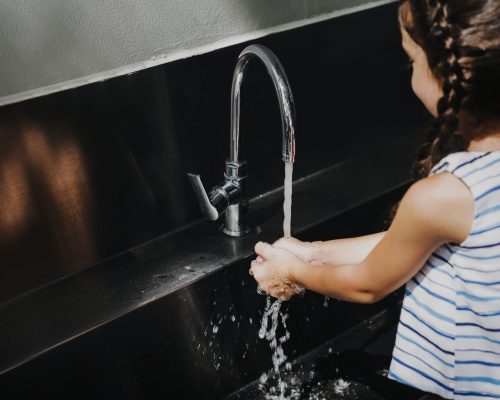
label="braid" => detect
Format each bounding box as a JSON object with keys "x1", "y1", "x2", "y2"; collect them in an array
[
  {"x1": 387, "y1": 0, "x2": 468, "y2": 227},
  {"x1": 411, "y1": 0, "x2": 467, "y2": 179},
  {"x1": 388, "y1": 0, "x2": 500, "y2": 227}
]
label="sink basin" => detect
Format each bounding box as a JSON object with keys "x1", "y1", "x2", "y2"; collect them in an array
[{"x1": 0, "y1": 187, "x2": 428, "y2": 399}]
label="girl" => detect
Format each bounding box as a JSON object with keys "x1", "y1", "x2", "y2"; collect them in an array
[{"x1": 250, "y1": 0, "x2": 500, "y2": 398}]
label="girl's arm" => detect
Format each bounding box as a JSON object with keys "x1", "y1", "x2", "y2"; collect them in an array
[
  {"x1": 252, "y1": 172, "x2": 474, "y2": 303},
  {"x1": 316, "y1": 232, "x2": 387, "y2": 265},
  {"x1": 273, "y1": 232, "x2": 387, "y2": 266}
]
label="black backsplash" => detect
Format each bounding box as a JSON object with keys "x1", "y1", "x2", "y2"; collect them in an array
[{"x1": 0, "y1": 3, "x2": 428, "y2": 304}]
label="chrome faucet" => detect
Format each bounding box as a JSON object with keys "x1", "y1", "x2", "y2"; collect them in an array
[{"x1": 188, "y1": 44, "x2": 296, "y2": 237}]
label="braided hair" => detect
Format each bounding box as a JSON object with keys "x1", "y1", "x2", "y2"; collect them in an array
[
  {"x1": 408, "y1": 0, "x2": 467, "y2": 179},
  {"x1": 386, "y1": 0, "x2": 500, "y2": 226}
]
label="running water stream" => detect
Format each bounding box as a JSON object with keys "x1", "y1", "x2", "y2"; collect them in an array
[
  {"x1": 258, "y1": 162, "x2": 301, "y2": 399},
  {"x1": 232, "y1": 161, "x2": 362, "y2": 400},
  {"x1": 283, "y1": 162, "x2": 293, "y2": 237}
]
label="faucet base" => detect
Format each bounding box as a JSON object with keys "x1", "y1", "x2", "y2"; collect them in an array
[
  {"x1": 222, "y1": 227, "x2": 250, "y2": 237},
  {"x1": 222, "y1": 224, "x2": 260, "y2": 237}
]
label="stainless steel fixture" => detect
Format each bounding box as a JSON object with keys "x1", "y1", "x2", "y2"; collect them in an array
[{"x1": 188, "y1": 44, "x2": 297, "y2": 237}]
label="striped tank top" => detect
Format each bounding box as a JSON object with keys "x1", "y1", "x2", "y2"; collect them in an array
[{"x1": 388, "y1": 150, "x2": 500, "y2": 399}]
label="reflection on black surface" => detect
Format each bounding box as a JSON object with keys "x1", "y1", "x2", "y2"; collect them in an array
[{"x1": 0, "y1": 116, "x2": 96, "y2": 302}]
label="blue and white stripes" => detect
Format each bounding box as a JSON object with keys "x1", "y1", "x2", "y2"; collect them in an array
[{"x1": 389, "y1": 151, "x2": 500, "y2": 399}]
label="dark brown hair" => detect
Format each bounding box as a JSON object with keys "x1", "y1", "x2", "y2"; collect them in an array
[{"x1": 386, "y1": 0, "x2": 500, "y2": 226}]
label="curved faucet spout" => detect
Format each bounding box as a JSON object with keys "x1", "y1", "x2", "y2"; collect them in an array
[
  {"x1": 188, "y1": 44, "x2": 297, "y2": 237},
  {"x1": 230, "y1": 44, "x2": 296, "y2": 164}
]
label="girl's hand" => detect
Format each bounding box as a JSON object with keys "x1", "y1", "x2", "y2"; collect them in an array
[
  {"x1": 272, "y1": 237, "x2": 324, "y2": 265},
  {"x1": 250, "y1": 241, "x2": 305, "y2": 300}
]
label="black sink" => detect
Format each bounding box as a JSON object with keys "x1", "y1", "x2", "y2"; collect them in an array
[
  {"x1": 0, "y1": 133, "x2": 427, "y2": 399},
  {"x1": 0, "y1": 189, "x2": 425, "y2": 399}
]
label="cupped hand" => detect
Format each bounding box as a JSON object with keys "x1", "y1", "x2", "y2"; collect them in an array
[
  {"x1": 272, "y1": 236, "x2": 323, "y2": 265},
  {"x1": 250, "y1": 241, "x2": 305, "y2": 300}
]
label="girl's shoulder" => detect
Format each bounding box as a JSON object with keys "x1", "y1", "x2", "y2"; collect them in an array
[
  {"x1": 428, "y1": 150, "x2": 500, "y2": 247},
  {"x1": 407, "y1": 171, "x2": 475, "y2": 244}
]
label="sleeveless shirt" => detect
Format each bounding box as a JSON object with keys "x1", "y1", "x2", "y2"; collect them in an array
[{"x1": 388, "y1": 150, "x2": 500, "y2": 399}]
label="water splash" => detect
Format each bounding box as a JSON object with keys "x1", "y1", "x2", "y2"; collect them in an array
[
  {"x1": 333, "y1": 378, "x2": 351, "y2": 393},
  {"x1": 258, "y1": 297, "x2": 291, "y2": 399}
]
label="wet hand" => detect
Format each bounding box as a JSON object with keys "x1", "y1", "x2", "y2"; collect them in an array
[
  {"x1": 250, "y1": 241, "x2": 305, "y2": 300},
  {"x1": 273, "y1": 237, "x2": 323, "y2": 265}
]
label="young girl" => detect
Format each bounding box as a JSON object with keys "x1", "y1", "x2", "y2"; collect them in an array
[{"x1": 250, "y1": 0, "x2": 500, "y2": 398}]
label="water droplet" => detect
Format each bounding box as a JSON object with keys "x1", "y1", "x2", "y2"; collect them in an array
[
  {"x1": 212, "y1": 325, "x2": 219, "y2": 334},
  {"x1": 333, "y1": 378, "x2": 351, "y2": 394}
]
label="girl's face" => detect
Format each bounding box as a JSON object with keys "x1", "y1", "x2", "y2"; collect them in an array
[{"x1": 401, "y1": 28, "x2": 442, "y2": 116}]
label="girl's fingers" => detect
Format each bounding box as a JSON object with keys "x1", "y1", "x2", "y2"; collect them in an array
[
  {"x1": 250, "y1": 259, "x2": 265, "y2": 280},
  {"x1": 254, "y1": 241, "x2": 274, "y2": 259},
  {"x1": 273, "y1": 236, "x2": 300, "y2": 251}
]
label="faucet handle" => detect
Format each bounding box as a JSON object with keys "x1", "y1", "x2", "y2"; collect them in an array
[
  {"x1": 187, "y1": 173, "x2": 230, "y2": 221},
  {"x1": 187, "y1": 173, "x2": 220, "y2": 221}
]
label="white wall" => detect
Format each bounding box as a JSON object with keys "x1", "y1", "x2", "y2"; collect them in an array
[{"x1": 0, "y1": 0, "x2": 395, "y2": 106}]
